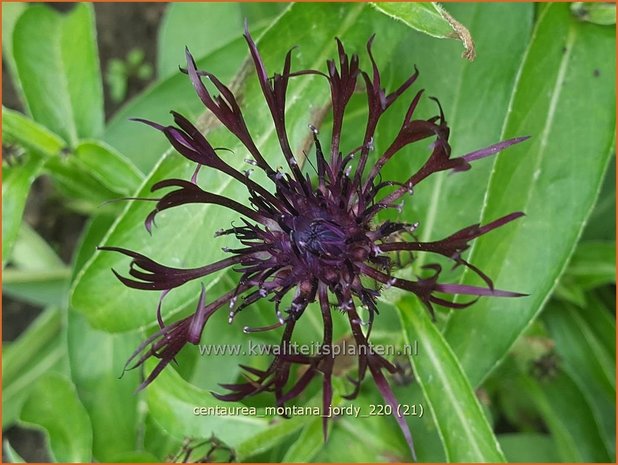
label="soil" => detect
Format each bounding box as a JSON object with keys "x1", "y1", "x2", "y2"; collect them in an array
[{"x1": 2, "y1": 3, "x2": 167, "y2": 461}]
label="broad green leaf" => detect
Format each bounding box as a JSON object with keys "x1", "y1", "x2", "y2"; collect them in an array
[
  {"x1": 554, "y1": 240, "x2": 615, "y2": 306},
  {"x1": 72, "y1": 3, "x2": 410, "y2": 332},
  {"x1": 390, "y1": 382, "x2": 448, "y2": 463},
  {"x1": 235, "y1": 414, "x2": 308, "y2": 461},
  {"x1": 142, "y1": 414, "x2": 183, "y2": 461},
  {"x1": 145, "y1": 360, "x2": 267, "y2": 448},
  {"x1": 3, "y1": 224, "x2": 69, "y2": 306},
  {"x1": 378, "y1": 2, "x2": 532, "y2": 262},
  {"x1": 13, "y1": 3, "x2": 103, "y2": 144},
  {"x1": 3, "y1": 306, "x2": 67, "y2": 428},
  {"x1": 106, "y1": 451, "x2": 160, "y2": 463},
  {"x1": 571, "y1": 2, "x2": 616, "y2": 26},
  {"x1": 498, "y1": 433, "x2": 560, "y2": 462},
  {"x1": 282, "y1": 417, "x2": 327, "y2": 462},
  {"x1": 280, "y1": 383, "x2": 344, "y2": 462},
  {"x1": 443, "y1": 3, "x2": 615, "y2": 387},
  {"x1": 104, "y1": 33, "x2": 250, "y2": 172},
  {"x1": 2, "y1": 3, "x2": 26, "y2": 67},
  {"x1": 514, "y1": 365, "x2": 610, "y2": 462},
  {"x1": 371, "y1": 2, "x2": 475, "y2": 59},
  {"x1": 2, "y1": 106, "x2": 65, "y2": 156},
  {"x1": 66, "y1": 208, "x2": 142, "y2": 461},
  {"x1": 238, "y1": 3, "x2": 288, "y2": 27},
  {"x1": 2, "y1": 153, "x2": 44, "y2": 265},
  {"x1": 71, "y1": 213, "x2": 117, "y2": 278},
  {"x1": 157, "y1": 3, "x2": 243, "y2": 78},
  {"x1": 67, "y1": 311, "x2": 142, "y2": 461},
  {"x1": 158, "y1": 3, "x2": 287, "y2": 79},
  {"x1": 3, "y1": 108, "x2": 140, "y2": 210},
  {"x1": 543, "y1": 301, "x2": 616, "y2": 458},
  {"x1": 43, "y1": 157, "x2": 120, "y2": 213},
  {"x1": 9, "y1": 222, "x2": 65, "y2": 270},
  {"x1": 583, "y1": 157, "x2": 615, "y2": 241},
  {"x1": 397, "y1": 296, "x2": 505, "y2": 462},
  {"x1": 562, "y1": 240, "x2": 616, "y2": 289},
  {"x1": 3, "y1": 440, "x2": 26, "y2": 463},
  {"x1": 552, "y1": 277, "x2": 587, "y2": 308},
  {"x1": 3, "y1": 268, "x2": 70, "y2": 307},
  {"x1": 2, "y1": 2, "x2": 26, "y2": 106},
  {"x1": 19, "y1": 373, "x2": 93, "y2": 462},
  {"x1": 73, "y1": 140, "x2": 144, "y2": 196},
  {"x1": 318, "y1": 419, "x2": 409, "y2": 462},
  {"x1": 314, "y1": 384, "x2": 420, "y2": 462},
  {"x1": 483, "y1": 335, "x2": 550, "y2": 433},
  {"x1": 580, "y1": 291, "x2": 616, "y2": 357}
]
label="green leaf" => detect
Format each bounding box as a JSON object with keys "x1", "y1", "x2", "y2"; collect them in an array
[
  {"x1": 71, "y1": 213, "x2": 117, "y2": 279},
  {"x1": 239, "y1": 3, "x2": 288, "y2": 27},
  {"x1": 3, "y1": 268, "x2": 70, "y2": 307},
  {"x1": 142, "y1": 414, "x2": 183, "y2": 461},
  {"x1": 579, "y1": 291, "x2": 616, "y2": 357},
  {"x1": 103, "y1": 34, "x2": 250, "y2": 172},
  {"x1": 67, "y1": 311, "x2": 142, "y2": 461},
  {"x1": 43, "y1": 157, "x2": 120, "y2": 213},
  {"x1": 318, "y1": 418, "x2": 409, "y2": 462},
  {"x1": 371, "y1": 2, "x2": 475, "y2": 59},
  {"x1": 397, "y1": 296, "x2": 505, "y2": 462},
  {"x1": 72, "y1": 2, "x2": 411, "y2": 332},
  {"x1": 65, "y1": 206, "x2": 143, "y2": 461},
  {"x1": 235, "y1": 414, "x2": 307, "y2": 461},
  {"x1": 3, "y1": 224, "x2": 70, "y2": 306},
  {"x1": 562, "y1": 240, "x2": 616, "y2": 289},
  {"x1": 157, "y1": 3, "x2": 287, "y2": 79},
  {"x1": 157, "y1": 3, "x2": 243, "y2": 78},
  {"x1": 514, "y1": 365, "x2": 610, "y2": 462},
  {"x1": 10, "y1": 221, "x2": 64, "y2": 270},
  {"x1": 554, "y1": 240, "x2": 615, "y2": 306},
  {"x1": 73, "y1": 140, "x2": 144, "y2": 196},
  {"x1": 498, "y1": 433, "x2": 560, "y2": 462},
  {"x1": 543, "y1": 301, "x2": 616, "y2": 459},
  {"x1": 19, "y1": 373, "x2": 93, "y2": 462},
  {"x1": 145, "y1": 360, "x2": 267, "y2": 448},
  {"x1": 583, "y1": 157, "x2": 615, "y2": 241},
  {"x1": 2, "y1": 2, "x2": 27, "y2": 104},
  {"x1": 280, "y1": 383, "x2": 345, "y2": 462},
  {"x1": 571, "y1": 2, "x2": 616, "y2": 26},
  {"x1": 281, "y1": 417, "x2": 325, "y2": 462},
  {"x1": 13, "y1": 4, "x2": 103, "y2": 144},
  {"x1": 313, "y1": 385, "x2": 418, "y2": 462},
  {"x1": 3, "y1": 306, "x2": 67, "y2": 428},
  {"x1": 107, "y1": 451, "x2": 161, "y2": 462},
  {"x1": 2, "y1": 106, "x2": 66, "y2": 156},
  {"x1": 2, "y1": 153, "x2": 44, "y2": 265},
  {"x1": 2, "y1": 107, "x2": 141, "y2": 209},
  {"x1": 378, "y1": 2, "x2": 532, "y2": 264},
  {"x1": 443, "y1": 3, "x2": 616, "y2": 388}
]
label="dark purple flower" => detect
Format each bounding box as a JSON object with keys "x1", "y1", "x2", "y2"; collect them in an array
[{"x1": 103, "y1": 24, "x2": 528, "y2": 460}]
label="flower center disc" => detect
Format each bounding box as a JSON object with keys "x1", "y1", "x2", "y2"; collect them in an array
[{"x1": 292, "y1": 217, "x2": 347, "y2": 258}]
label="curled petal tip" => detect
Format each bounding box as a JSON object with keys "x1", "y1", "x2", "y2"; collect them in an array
[
  {"x1": 508, "y1": 291, "x2": 529, "y2": 298},
  {"x1": 367, "y1": 33, "x2": 376, "y2": 48},
  {"x1": 130, "y1": 117, "x2": 166, "y2": 132},
  {"x1": 184, "y1": 47, "x2": 197, "y2": 67}
]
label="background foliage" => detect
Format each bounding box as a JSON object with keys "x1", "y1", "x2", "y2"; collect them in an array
[{"x1": 2, "y1": 2, "x2": 615, "y2": 463}]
